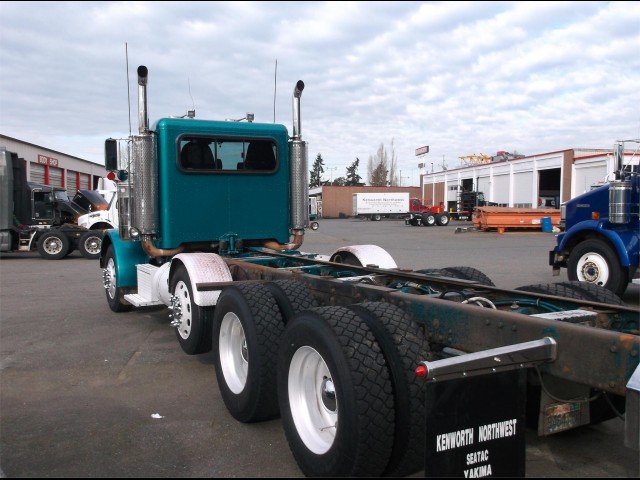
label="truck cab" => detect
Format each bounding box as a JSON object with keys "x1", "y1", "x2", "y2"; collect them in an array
[
  {"x1": 550, "y1": 140, "x2": 639, "y2": 295},
  {"x1": 100, "y1": 67, "x2": 308, "y2": 305},
  {"x1": 101, "y1": 120, "x2": 294, "y2": 270}
]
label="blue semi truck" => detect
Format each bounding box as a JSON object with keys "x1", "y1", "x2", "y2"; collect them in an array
[
  {"x1": 100, "y1": 66, "x2": 639, "y2": 477},
  {"x1": 550, "y1": 140, "x2": 639, "y2": 296}
]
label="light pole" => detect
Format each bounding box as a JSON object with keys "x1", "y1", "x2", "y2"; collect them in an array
[
  {"x1": 328, "y1": 166, "x2": 338, "y2": 183},
  {"x1": 399, "y1": 170, "x2": 410, "y2": 186}
]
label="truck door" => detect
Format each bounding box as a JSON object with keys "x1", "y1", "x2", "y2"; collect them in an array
[{"x1": 31, "y1": 189, "x2": 55, "y2": 223}]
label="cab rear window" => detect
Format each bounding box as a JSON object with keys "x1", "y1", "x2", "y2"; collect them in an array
[{"x1": 179, "y1": 137, "x2": 277, "y2": 172}]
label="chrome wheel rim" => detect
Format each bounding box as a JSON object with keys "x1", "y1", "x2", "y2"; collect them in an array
[
  {"x1": 219, "y1": 312, "x2": 248, "y2": 394},
  {"x1": 288, "y1": 346, "x2": 337, "y2": 454}
]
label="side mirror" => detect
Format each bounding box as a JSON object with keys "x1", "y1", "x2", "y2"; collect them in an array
[{"x1": 105, "y1": 139, "x2": 118, "y2": 171}]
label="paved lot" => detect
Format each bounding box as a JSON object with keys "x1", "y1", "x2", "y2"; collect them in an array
[{"x1": 1, "y1": 219, "x2": 638, "y2": 477}]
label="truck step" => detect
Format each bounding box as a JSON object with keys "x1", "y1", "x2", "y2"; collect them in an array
[
  {"x1": 18, "y1": 231, "x2": 36, "y2": 250},
  {"x1": 123, "y1": 293, "x2": 164, "y2": 307}
]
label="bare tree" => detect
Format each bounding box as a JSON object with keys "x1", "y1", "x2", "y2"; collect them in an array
[
  {"x1": 388, "y1": 138, "x2": 398, "y2": 186},
  {"x1": 367, "y1": 141, "x2": 398, "y2": 186}
]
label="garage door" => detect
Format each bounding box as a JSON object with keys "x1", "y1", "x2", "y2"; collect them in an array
[
  {"x1": 492, "y1": 174, "x2": 510, "y2": 205},
  {"x1": 574, "y1": 165, "x2": 607, "y2": 195},
  {"x1": 513, "y1": 172, "x2": 533, "y2": 207},
  {"x1": 30, "y1": 162, "x2": 46, "y2": 184},
  {"x1": 67, "y1": 171, "x2": 92, "y2": 197},
  {"x1": 49, "y1": 165, "x2": 64, "y2": 189}
]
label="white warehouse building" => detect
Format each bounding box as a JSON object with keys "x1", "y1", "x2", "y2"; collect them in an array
[{"x1": 419, "y1": 147, "x2": 638, "y2": 212}]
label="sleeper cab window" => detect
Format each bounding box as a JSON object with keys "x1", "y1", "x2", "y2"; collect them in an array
[{"x1": 179, "y1": 137, "x2": 277, "y2": 172}]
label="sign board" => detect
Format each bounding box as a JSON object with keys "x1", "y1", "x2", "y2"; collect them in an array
[
  {"x1": 38, "y1": 154, "x2": 59, "y2": 167},
  {"x1": 424, "y1": 370, "x2": 526, "y2": 477},
  {"x1": 416, "y1": 146, "x2": 429, "y2": 156}
]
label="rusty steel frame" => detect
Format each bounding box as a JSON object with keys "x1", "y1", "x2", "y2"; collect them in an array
[{"x1": 196, "y1": 255, "x2": 639, "y2": 397}]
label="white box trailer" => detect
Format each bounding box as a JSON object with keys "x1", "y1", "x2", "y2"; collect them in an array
[{"x1": 352, "y1": 192, "x2": 410, "y2": 221}]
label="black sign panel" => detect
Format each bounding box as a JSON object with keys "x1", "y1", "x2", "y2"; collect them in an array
[{"x1": 424, "y1": 370, "x2": 526, "y2": 478}]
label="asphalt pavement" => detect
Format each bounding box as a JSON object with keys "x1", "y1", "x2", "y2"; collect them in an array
[{"x1": 1, "y1": 218, "x2": 638, "y2": 477}]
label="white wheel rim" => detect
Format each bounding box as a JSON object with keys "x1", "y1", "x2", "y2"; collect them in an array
[
  {"x1": 288, "y1": 346, "x2": 337, "y2": 454},
  {"x1": 576, "y1": 252, "x2": 610, "y2": 286},
  {"x1": 105, "y1": 257, "x2": 117, "y2": 299},
  {"x1": 44, "y1": 237, "x2": 62, "y2": 254},
  {"x1": 174, "y1": 280, "x2": 192, "y2": 340},
  {"x1": 84, "y1": 236, "x2": 101, "y2": 254},
  {"x1": 219, "y1": 312, "x2": 248, "y2": 394}
]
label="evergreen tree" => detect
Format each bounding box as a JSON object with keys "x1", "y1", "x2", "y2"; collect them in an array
[
  {"x1": 332, "y1": 176, "x2": 347, "y2": 186},
  {"x1": 309, "y1": 153, "x2": 325, "y2": 188},
  {"x1": 345, "y1": 158, "x2": 362, "y2": 186}
]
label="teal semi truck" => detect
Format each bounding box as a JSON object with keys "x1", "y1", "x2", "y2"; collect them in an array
[{"x1": 100, "y1": 66, "x2": 639, "y2": 477}]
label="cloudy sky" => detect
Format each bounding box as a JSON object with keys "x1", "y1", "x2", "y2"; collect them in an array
[{"x1": 1, "y1": 1, "x2": 639, "y2": 186}]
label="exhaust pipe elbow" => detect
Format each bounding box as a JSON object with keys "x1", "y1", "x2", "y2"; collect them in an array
[
  {"x1": 262, "y1": 230, "x2": 304, "y2": 251},
  {"x1": 292, "y1": 80, "x2": 304, "y2": 140},
  {"x1": 142, "y1": 239, "x2": 184, "y2": 257},
  {"x1": 138, "y1": 65, "x2": 149, "y2": 134}
]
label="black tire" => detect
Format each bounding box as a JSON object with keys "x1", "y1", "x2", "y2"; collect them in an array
[
  {"x1": 310, "y1": 221, "x2": 319, "y2": 231},
  {"x1": 373, "y1": 214, "x2": 382, "y2": 221},
  {"x1": 567, "y1": 238, "x2": 628, "y2": 296},
  {"x1": 37, "y1": 231, "x2": 70, "y2": 260},
  {"x1": 264, "y1": 280, "x2": 319, "y2": 324},
  {"x1": 516, "y1": 281, "x2": 625, "y2": 306},
  {"x1": 415, "y1": 268, "x2": 443, "y2": 275},
  {"x1": 103, "y1": 244, "x2": 133, "y2": 313},
  {"x1": 347, "y1": 302, "x2": 430, "y2": 477},
  {"x1": 435, "y1": 212, "x2": 450, "y2": 226},
  {"x1": 278, "y1": 306, "x2": 395, "y2": 477},
  {"x1": 212, "y1": 283, "x2": 284, "y2": 423},
  {"x1": 421, "y1": 213, "x2": 435, "y2": 226},
  {"x1": 78, "y1": 230, "x2": 103, "y2": 260},
  {"x1": 170, "y1": 265, "x2": 214, "y2": 355},
  {"x1": 558, "y1": 281, "x2": 625, "y2": 305},
  {"x1": 438, "y1": 266, "x2": 495, "y2": 286}
]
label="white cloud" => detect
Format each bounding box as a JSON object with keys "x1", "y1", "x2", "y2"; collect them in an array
[{"x1": 0, "y1": 1, "x2": 638, "y2": 185}]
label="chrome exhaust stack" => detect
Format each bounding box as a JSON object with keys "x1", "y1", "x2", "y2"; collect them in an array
[
  {"x1": 127, "y1": 66, "x2": 158, "y2": 239},
  {"x1": 289, "y1": 80, "x2": 309, "y2": 239},
  {"x1": 609, "y1": 142, "x2": 630, "y2": 224}
]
